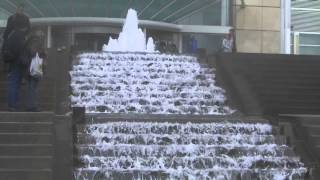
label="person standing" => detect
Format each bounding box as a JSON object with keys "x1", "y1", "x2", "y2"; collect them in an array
[
  {"x1": 26, "y1": 36, "x2": 46, "y2": 112},
  {"x1": 222, "y1": 29, "x2": 236, "y2": 53},
  {"x1": 3, "y1": 4, "x2": 30, "y2": 44},
  {"x1": 2, "y1": 3, "x2": 31, "y2": 111}
]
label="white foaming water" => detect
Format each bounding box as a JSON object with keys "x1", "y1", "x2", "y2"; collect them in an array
[
  {"x1": 70, "y1": 53, "x2": 234, "y2": 114},
  {"x1": 74, "y1": 122, "x2": 307, "y2": 180},
  {"x1": 102, "y1": 9, "x2": 155, "y2": 53}
]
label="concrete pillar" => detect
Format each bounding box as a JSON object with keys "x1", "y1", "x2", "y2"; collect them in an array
[
  {"x1": 221, "y1": 0, "x2": 229, "y2": 26},
  {"x1": 143, "y1": 28, "x2": 147, "y2": 42},
  {"x1": 178, "y1": 33, "x2": 183, "y2": 54},
  {"x1": 47, "y1": 25, "x2": 52, "y2": 49},
  {"x1": 93, "y1": 40, "x2": 98, "y2": 51},
  {"x1": 69, "y1": 27, "x2": 75, "y2": 46},
  {"x1": 293, "y1": 32, "x2": 299, "y2": 54},
  {"x1": 281, "y1": 0, "x2": 291, "y2": 54},
  {"x1": 233, "y1": 0, "x2": 281, "y2": 54}
]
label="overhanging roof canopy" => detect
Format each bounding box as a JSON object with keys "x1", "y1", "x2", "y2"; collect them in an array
[{"x1": 0, "y1": 0, "x2": 220, "y2": 23}]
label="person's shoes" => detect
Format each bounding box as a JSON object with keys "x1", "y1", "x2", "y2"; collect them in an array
[{"x1": 26, "y1": 108, "x2": 41, "y2": 112}]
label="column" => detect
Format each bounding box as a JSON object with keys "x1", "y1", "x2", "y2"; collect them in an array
[
  {"x1": 281, "y1": 0, "x2": 291, "y2": 54},
  {"x1": 221, "y1": 0, "x2": 229, "y2": 26},
  {"x1": 47, "y1": 25, "x2": 52, "y2": 49},
  {"x1": 178, "y1": 33, "x2": 183, "y2": 54},
  {"x1": 233, "y1": 0, "x2": 281, "y2": 53}
]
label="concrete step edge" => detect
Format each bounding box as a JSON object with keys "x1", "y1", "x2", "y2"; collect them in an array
[
  {"x1": 0, "y1": 122, "x2": 53, "y2": 125},
  {"x1": 0, "y1": 144, "x2": 53, "y2": 147},
  {"x1": 0, "y1": 168, "x2": 52, "y2": 172},
  {"x1": 0, "y1": 133, "x2": 52, "y2": 135}
]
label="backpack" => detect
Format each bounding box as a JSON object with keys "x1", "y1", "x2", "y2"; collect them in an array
[{"x1": 1, "y1": 31, "x2": 17, "y2": 63}]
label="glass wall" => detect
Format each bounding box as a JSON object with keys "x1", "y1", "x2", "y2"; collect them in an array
[
  {"x1": 298, "y1": 33, "x2": 320, "y2": 55},
  {"x1": 291, "y1": 0, "x2": 320, "y2": 55},
  {"x1": 177, "y1": 0, "x2": 227, "y2": 26}
]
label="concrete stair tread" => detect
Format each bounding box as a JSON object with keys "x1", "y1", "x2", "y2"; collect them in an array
[
  {"x1": 0, "y1": 144, "x2": 53, "y2": 147},
  {"x1": 0, "y1": 168, "x2": 52, "y2": 172},
  {"x1": 0, "y1": 169, "x2": 52, "y2": 180},
  {"x1": 82, "y1": 114, "x2": 268, "y2": 124},
  {"x1": 0, "y1": 123, "x2": 53, "y2": 133},
  {"x1": 0, "y1": 112, "x2": 54, "y2": 122},
  {"x1": 0, "y1": 144, "x2": 53, "y2": 156},
  {"x1": 0, "y1": 156, "x2": 52, "y2": 168},
  {"x1": 0, "y1": 133, "x2": 53, "y2": 144},
  {"x1": 302, "y1": 124, "x2": 320, "y2": 128}
]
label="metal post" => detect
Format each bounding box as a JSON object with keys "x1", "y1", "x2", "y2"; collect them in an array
[
  {"x1": 281, "y1": 0, "x2": 291, "y2": 54},
  {"x1": 143, "y1": 28, "x2": 147, "y2": 43},
  {"x1": 178, "y1": 33, "x2": 183, "y2": 54},
  {"x1": 293, "y1": 32, "x2": 300, "y2": 54},
  {"x1": 221, "y1": 0, "x2": 229, "y2": 26},
  {"x1": 47, "y1": 25, "x2": 52, "y2": 48}
]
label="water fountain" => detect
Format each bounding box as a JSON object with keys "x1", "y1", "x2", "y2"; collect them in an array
[{"x1": 71, "y1": 9, "x2": 307, "y2": 180}]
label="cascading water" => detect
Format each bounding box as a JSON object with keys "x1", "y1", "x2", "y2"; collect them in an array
[
  {"x1": 74, "y1": 122, "x2": 306, "y2": 180},
  {"x1": 71, "y1": 8, "x2": 307, "y2": 180},
  {"x1": 70, "y1": 53, "x2": 233, "y2": 115}
]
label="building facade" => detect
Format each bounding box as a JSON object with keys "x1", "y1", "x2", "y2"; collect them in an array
[{"x1": 0, "y1": 0, "x2": 311, "y2": 55}]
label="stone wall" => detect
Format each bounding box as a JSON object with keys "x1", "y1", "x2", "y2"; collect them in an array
[{"x1": 233, "y1": 0, "x2": 281, "y2": 53}]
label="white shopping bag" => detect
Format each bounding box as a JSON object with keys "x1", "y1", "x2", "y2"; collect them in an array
[{"x1": 29, "y1": 53, "x2": 43, "y2": 77}]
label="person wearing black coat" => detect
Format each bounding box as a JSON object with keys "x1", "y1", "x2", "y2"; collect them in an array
[
  {"x1": 2, "y1": 3, "x2": 31, "y2": 111},
  {"x1": 3, "y1": 4, "x2": 30, "y2": 42}
]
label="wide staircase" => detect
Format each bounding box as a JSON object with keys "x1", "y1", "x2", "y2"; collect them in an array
[
  {"x1": 0, "y1": 112, "x2": 55, "y2": 180},
  {"x1": 280, "y1": 115, "x2": 320, "y2": 163},
  {"x1": 218, "y1": 54, "x2": 320, "y2": 115},
  {"x1": 70, "y1": 52, "x2": 309, "y2": 179},
  {"x1": 74, "y1": 115, "x2": 307, "y2": 180}
]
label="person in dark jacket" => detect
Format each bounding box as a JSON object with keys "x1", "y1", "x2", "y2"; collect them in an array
[
  {"x1": 3, "y1": 3, "x2": 31, "y2": 111},
  {"x1": 25, "y1": 36, "x2": 46, "y2": 112},
  {"x1": 3, "y1": 4, "x2": 30, "y2": 42}
]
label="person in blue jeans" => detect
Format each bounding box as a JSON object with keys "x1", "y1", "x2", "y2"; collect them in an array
[
  {"x1": 3, "y1": 3, "x2": 30, "y2": 111},
  {"x1": 26, "y1": 38, "x2": 46, "y2": 112},
  {"x1": 5, "y1": 28, "x2": 29, "y2": 111},
  {"x1": 7, "y1": 65, "x2": 25, "y2": 111}
]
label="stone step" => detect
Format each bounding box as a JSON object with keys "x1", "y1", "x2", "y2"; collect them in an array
[
  {"x1": 82, "y1": 105, "x2": 231, "y2": 114},
  {"x1": 0, "y1": 103, "x2": 55, "y2": 111},
  {"x1": 309, "y1": 135, "x2": 320, "y2": 147},
  {"x1": 0, "y1": 97, "x2": 55, "y2": 104},
  {"x1": 76, "y1": 133, "x2": 283, "y2": 145},
  {"x1": 302, "y1": 124, "x2": 320, "y2": 135},
  {"x1": 0, "y1": 133, "x2": 52, "y2": 144},
  {"x1": 257, "y1": 88, "x2": 320, "y2": 96},
  {"x1": 249, "y1": 62, "x2": 320, "y2": 69},
  {"x1": 0, "y1": 169, "x2": 52, "y2": 180},
  {"x1": 0, "y1": 156, "x2": 52, "y2": 169},
  {"x1": 249, "y1": 74, "x2": 320, "y2": 81},
  {"x1": 0, "y1": 122, "x2": 53, "y2": 133},
  {"x1": 255, "y1": 84, "x2": 320, "y2": 92},
  {"x1": 0, "y1": 112, "x2": 54, "y2": 122},
  {"x1": 260, "y1": 98, "x2": 320, "y2": 106},
  {"x1": 72, "y1": 80, "x2": 217, "y2": 88},
  {"x1": 77, "y1": 122, "x2": 273, "y2": 136},
  {"x1": 83, "y1": 114, "x2": 267, "y2": 124},
  {"x1": 79, "y1": 156, "x2": 303, "y2": 169},
  {"x1": 74, "y1": 168, "x2": 306, "y2": 180},
  {"x1": 268, "y1": 107, "x2": 320, "y2": 115},
  {"x1": 76, "y1": 144, "x2": 294, "y2": 158},
  {"x1": 262, "y1": 103, "x2": 320, "y2": 110},
  {"x1": 248, "y1": 69, "x2": 320, "y2": 77},
  {"x1": 0, "y1": 144, "x2": 53, "y2": 156}
]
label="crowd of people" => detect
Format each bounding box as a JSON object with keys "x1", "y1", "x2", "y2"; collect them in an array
[{"x1": 1, "y1": 3, "x2": 46, "y2": 112}]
